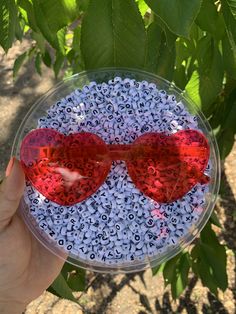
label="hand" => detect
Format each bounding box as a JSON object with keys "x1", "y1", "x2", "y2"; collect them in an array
[{"x1": 0, "y1": 158, "x2": 64, "y2": 314}]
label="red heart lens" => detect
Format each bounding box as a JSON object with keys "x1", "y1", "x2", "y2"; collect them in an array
[
  {"x1": 127, "y1": 130, "x2": 210, "y2": 203},
  {"x1": 20, "y1": 128, "x2": 111, "y2": 205},
  {"x1": 20, "y1": 128, "x2": 210, "y2": 205}
]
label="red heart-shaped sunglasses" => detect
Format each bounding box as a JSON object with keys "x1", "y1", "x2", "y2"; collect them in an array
[{"x1": 20, "y1": 128, "x2": 210, "y2": 206}]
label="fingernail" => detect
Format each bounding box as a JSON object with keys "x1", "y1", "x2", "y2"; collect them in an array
[{"x1": 5, "y1": 157, "x2": 15, "y2": 177}]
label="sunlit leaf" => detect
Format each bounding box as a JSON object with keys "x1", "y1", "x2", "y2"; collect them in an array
[
  {"x1": 185, "y1": 71, "x2": 201, "y2": 107},
  {"x1": 57, "y1": 27, "x2": 66, "y2": 55},
  {"x1": 186, "y1": 37, "x2": 224, "y2": 113},
  {"x1": 33, "y1": 0, "x2": 79, "y2": 33},
  {"x1": 18, "y1": 0, "x2": 38, "y2": 31},
  {"x1": 32, "y1": 0, "x2": 58, "y2": 48},
  {"x1": 0, "y1": 0, "x2": 17, "y2": 52},
  {"x1": 152, "y1": 263, "x2": 165, "y2": 276},
  {"x1": 136, "y1": 0, "x2": 149, "y2": 16}
]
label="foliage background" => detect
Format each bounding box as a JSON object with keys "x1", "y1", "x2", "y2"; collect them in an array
[{"x1": 0, "y1": 0, "x2": 235, "y2": 302}]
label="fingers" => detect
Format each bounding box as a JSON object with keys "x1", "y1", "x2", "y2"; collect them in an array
[{"x1": 0, "y1": 158, "x2": 25, "y2": 231}]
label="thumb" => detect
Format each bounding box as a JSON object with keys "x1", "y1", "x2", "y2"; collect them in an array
[{"x1": 0, "y1": 157, "x2": 25, "y2": 231}]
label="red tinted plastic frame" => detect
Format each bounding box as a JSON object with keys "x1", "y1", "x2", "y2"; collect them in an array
[{"x1": 20, "y1": 128, "x2": 210, "y2": 205}]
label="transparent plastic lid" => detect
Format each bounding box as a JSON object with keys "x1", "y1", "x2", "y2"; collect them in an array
[{"x1": 12, "y1": 68, "x2": 220, "y2": 273}]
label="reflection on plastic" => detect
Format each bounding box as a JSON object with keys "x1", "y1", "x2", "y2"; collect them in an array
[{"x1": 20, "y1": 128, "x2": 210, "y2": 205}]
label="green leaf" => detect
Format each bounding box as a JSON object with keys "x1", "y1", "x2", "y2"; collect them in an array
[
  {"x1": 217, "y1": 88, "x2": 236, "y2": 159},
  {"x1": 78, "y1": 0, "x2": 89, "y2": 12},
  {"x1": 61, "y1": 262, "x2": 86, "y2": 292},
  {"x1": 174, "y1": 65, "x2": 188, "y2": 90},
  {"x1": 47, "y1": 285, "x2": 62, "y2": 298},
  {"x1": 136, "y1": 0, "x2": 149, "y2": 16},
  {"x1": 145, "y1": 18, "x2": 176, "y2": 80},
  {"x1": 67, "y1": 268, "x2": 86, "y2": 292},
  {"x1": 185, "y1": 70, "x2": 201, "y2": 108},
  {"x1": 154, "y1": 15, "x2": 177, "y2": 49},
  {"x1": 72, "y1": 26, "x2": 81, "y2": 53},
  {"x1": 174, "y1": 37, "x2": 193, "y2": 89},
  {"x1": 190, "y1": 222, "x2": 228, "y2": 296},
  {"x1": 32, "y1": 0, "x2": 57, "y2": 48},
  {"x1": 222, "y1": 35, "x2": 236, "y2": 79},
  {"x1": 72, "y1": 54, "x2": 85, "y2": 74},
  {"x1": 191, "y1": 243, "x2": 219, "y2": 296},
  {"x1": 223, "y1": 0, "x2": 236, "y2": 18},
  {"x1": 171, "y1": 253, "x2": 190, "y2": 299},
  {"x1": 67, "y1": 48, "x2": 76, "y2": 64},
  {"x1": 15, "y1": 14, "x2": 24, "y2": 41},
  {"x1": 221, "y1": 0, "x2": 236, "y2": 53},
  {"x1": 51, "y1": 273, "x2": 78, "y2": 302},
  {"x1": 31, "y1": 31, "x2": 45, "y2": 54},
  {"x1": 61, "y1": 261, "x2": 76, "y2": 277},
  {"x1": 196, "y1": 0, "x2": 224, "y2": 39},
  {"x1": 42, "y1": 49, "x2": 52, "y2": 67},
  {"x1": 145, "y1": 0, "x2": 202, "y2": 38},
  {"x1": 163, "y1": 253, "x2": 182, "y2": 287},
  {"x1": 218, "y1": 130, "x2": 235, "y2": 159},
  {"x1": 210, "y1": 210, "x2": 222, "y2": 228},
  {"x1": 194, "y1": 249, "x2": 219, "y2": 295},
  {"x1": 53, "y1": 52, "x2": 65, "y2": 78},
  {"x1": 187, "y1": 37, "x2": 224, "y2": 113},
  {"x1": 144, "y1": 22, "x2": 162, "y2": 72},
  {"x1": 200, "y1": 223, "x2": 228, "y2": 290},
  {"x1": 152, "y1": 262, "x2": 165, "y2": 276},
  {"x1": 17, "y1": 0, "x2": 38, "y2": 31},
  {"x1": 71, "y1": 26, "x2": 84, "y2": 73},
  {"x1": 200, "y1": 243, "x2": 228, "y2": 290},
  {"x1": 33, "y1": 0, "x2": 79, "y2": 33},
  {"x1": 155, "y1": 34, "x2": 176, "y2": 81},
  {"x1": 57, "y1": 28, "x2": 66, "y2": 55},
  {"x1": 35, "y1": 52, "x2": 42, "y2": 75},
  {"x1": 28, "y1": 46, "x2": 36, "y2": 60},
  {"x1": 175, "y1": 38, "x2": 193, "y2": 68},
  {"x1": 0, "y1": 0, "x2": 17, "y2": 52},
  {"x1": 13, "y1": 51, "x2": 27, "y2": 78},
  {"x1": 81, "y1": 0, "x2": 147, "y2": 69}
]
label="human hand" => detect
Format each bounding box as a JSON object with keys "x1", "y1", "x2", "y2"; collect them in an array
[{"x1": 0, "y1": 158, "x2": 64, "y2": 314}]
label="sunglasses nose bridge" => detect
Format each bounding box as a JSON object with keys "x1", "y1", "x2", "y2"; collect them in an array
[{"x1": 107, "y1": 144, "x2": 132, "y2": 161}]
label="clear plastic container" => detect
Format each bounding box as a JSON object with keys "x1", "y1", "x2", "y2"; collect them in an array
[{"x1": 12, "y1": 68, "x2": 220, "y2": 273}]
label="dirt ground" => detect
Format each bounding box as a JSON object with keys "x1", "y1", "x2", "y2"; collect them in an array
[{"x1": 0, "y1": 40, "x2": 235, "y2": 314}]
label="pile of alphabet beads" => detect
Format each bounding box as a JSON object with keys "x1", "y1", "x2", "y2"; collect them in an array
[{"x1": 23, "y1": 76, "x2": 211, "y2": 265}]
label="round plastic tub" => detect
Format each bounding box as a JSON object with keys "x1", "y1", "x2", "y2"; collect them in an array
[{"x1": 12, "y1": 68, "x2": 220, "y2": 273}]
